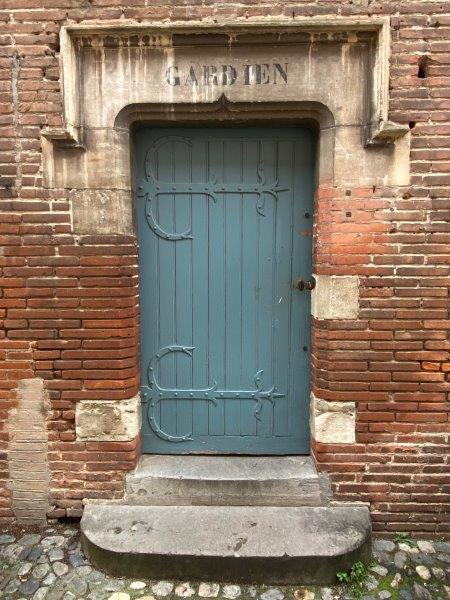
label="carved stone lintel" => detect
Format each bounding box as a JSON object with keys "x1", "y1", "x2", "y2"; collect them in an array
[
  {"x1": 366, "y1": 120, "x2": 410, "y2": 146},
  {"x1": 43, "y1": 19, "x2": 411, "y2": 189}
]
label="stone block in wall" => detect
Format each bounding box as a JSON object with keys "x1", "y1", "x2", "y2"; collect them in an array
[
  {"x1": 311, "y1": 275, "x2": 359, "y2": 320},
  {"x1": 71, "y1": 189, "x2": 134, "y2": 235},
  {"x1": 310, "y1": 393, "x2": 356, "y2": 444},
  {"x1": 75, "y1": 395, "x2": 141, "y2": 442}
]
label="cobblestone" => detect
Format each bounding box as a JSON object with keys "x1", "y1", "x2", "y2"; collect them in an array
[
  {"x1": 152, "y1": 581, "x2": 174, "y2": 597},
  {"x1": 0, "y1": 536, "x2": 15, "y2": 545},
  {"x1": 417, "y1": 542, "x2": 435, "y2": 554},
  {"x1": 416, "y1": 565, "x2": 431, "y2": 580},
  {"x1": 222, "y1": 585, "x2": 241, "y2": 599},
  {"x1": 260, "y1": 589, "x2": 284, "y2": 600},
  {"x1": 393, "y1": 551, "x2": 407, "y2": 570},
  {"x1": 130, "y1": 581, "x2": 147, "y2": 590},
  {"x1": 175, "y1": 582, "x2": 196, "y2": 597},
  {"x1": 199, "y1": 583, "x2": 220, "y2": 597},
  {"x1": 0, "y1": 524, "x2": 448, "y2": 600}
]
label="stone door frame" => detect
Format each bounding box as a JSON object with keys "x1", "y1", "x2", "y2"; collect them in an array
[
  {"x1": 50, "y1": 16, "x2": 396, "y2": 148},
  {"x1": 41, "y1": 17, "x2": 410, "y2": 455}
]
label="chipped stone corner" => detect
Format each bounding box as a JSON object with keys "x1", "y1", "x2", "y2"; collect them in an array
[
  {"x1": 6, "y1": 378, "x2": 51, "y2": 524},
  {"x1": 310, "y1": 393, "x2": 356, "y2": 444},
  {"x1": 70, "y1": 188, "x2": 134, "y2": 235},
  {"x1": 75, "y1": 395, "x2": 141, "y2": 442},
  {"x1": 311, "y1": 274, "x2": 359, "y2": 320}
]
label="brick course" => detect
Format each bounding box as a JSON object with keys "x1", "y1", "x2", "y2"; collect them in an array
[{"x1": 1, "y1": 1, "x2": 449, "y2": 535}]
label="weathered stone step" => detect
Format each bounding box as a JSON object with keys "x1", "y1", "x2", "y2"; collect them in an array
[
  {"x1": 81, "y1": 503, "x2": 371, "y2": 584},
  {"x1": 124, "y1": 455, "x2": 324, "y2": 506}
]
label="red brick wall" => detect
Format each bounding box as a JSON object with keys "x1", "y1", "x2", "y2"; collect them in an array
[
  {"x1": 312, "y1": 185, "x2": 450, "y2": 537},
  {"x1": 0, "y1": 1, "x2": 449, "y2": 534},
  {"x1": 0, "y1": 196, "x2": 141, "y2": 519},
  {"x1": 43, "y1": 233, "x2": 141, "y2": 518}
]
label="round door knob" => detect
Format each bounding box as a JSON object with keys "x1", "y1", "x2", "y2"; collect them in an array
[{"x1": 294, "y1": 277, "x2": 316, "y2": 291}]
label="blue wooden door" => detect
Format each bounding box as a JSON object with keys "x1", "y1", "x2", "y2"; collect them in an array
[{"x1": 136, "y1": 127, "x2": 314, "y2": 454}]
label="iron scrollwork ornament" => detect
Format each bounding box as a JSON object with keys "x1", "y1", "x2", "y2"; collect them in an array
[
  {"x1": 141, "y1": 345, "x2": 285, "y2": 443},
  {"x1": 137, "y1": 136, "x2": 288, "y2": 241}
]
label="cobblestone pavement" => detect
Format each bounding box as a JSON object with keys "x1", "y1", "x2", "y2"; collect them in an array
[{"x1": 0, "y1": 523, "x2": 449, "y2": 600}]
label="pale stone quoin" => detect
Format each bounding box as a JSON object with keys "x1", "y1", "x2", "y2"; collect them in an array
[
  {"x1": 310, "y1": 393, "x2": 356, "y2": 444},
  {"x1": 75, "y1": 395, "x2": 141, "y2": 442},
  {"x1": 311, "y1": 275, "x2": 359, "y2": 320},
  {"x1": 71, "y1": 189, "x2": 134, "y2": 235}
]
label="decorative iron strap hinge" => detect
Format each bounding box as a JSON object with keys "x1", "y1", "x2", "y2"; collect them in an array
[
  {"x1": 141, "y1": 345, "x2": 285, "y2": 443},
  {"x1": 138, "y1": 136, "x2": 288, "y2": 240}
]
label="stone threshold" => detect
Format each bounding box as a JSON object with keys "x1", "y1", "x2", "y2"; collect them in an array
[{"x1": 124, "y1": 455, "x2": 328, "y2": 507}]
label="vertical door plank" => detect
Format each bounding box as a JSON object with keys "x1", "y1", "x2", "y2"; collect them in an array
[
  {"x1": 157, "y1": 138, "x2": 177, "y2": 438},
  {"x1": 255, "y1": 138, "x2": 276, "y2": 438},
  {"x1": 223, "y1": 139, "x2": 243, "y2": 437},
  {"x1": 290, "y1": 133, "x2": 315, "y2": 445},
  {"x1": 191, "y1": 137, "x2": 210, "y2": 437},
  {"x1": 173, "y1": 137, "x2": 194, "y2": 439},
  {"x1": 273, "y1": 139, "x2": 293, "y2": 437},
  {"x1": 207, "y1": 138, "x2": 226, "y2": 436},
  {"x1": 240, "y1": 138, "x2": 259, "y2": 437}
]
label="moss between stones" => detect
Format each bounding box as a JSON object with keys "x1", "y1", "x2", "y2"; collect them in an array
[{"x1": 377, "y1": 574, "x2": 399, "y2": 600}]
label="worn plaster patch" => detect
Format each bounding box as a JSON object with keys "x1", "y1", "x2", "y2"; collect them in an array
[
  {"x1": 6, "y1": 378, "x2": 51, "y2": 523},
  {"x1": 75, "y1": 395, "x2": 141, "y2": 441},
  {"x1": 311, "y1": 275, "x2": 359, "y2": 320},
  {"x1": 310, "y1": 393, "x2": 356, "y2": 444}
]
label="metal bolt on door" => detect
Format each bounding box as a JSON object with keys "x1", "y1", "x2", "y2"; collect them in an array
[{"x1": 135, "y1": 127, "x2": 315, "y2": 454}]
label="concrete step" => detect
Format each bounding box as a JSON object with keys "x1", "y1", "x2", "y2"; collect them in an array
[
  {"x1": 81, "y1": 503, "x2": 371, "y2": 584},
  {"x1": 124, "y1": 455, "x2": 324, "y2": 506}
]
